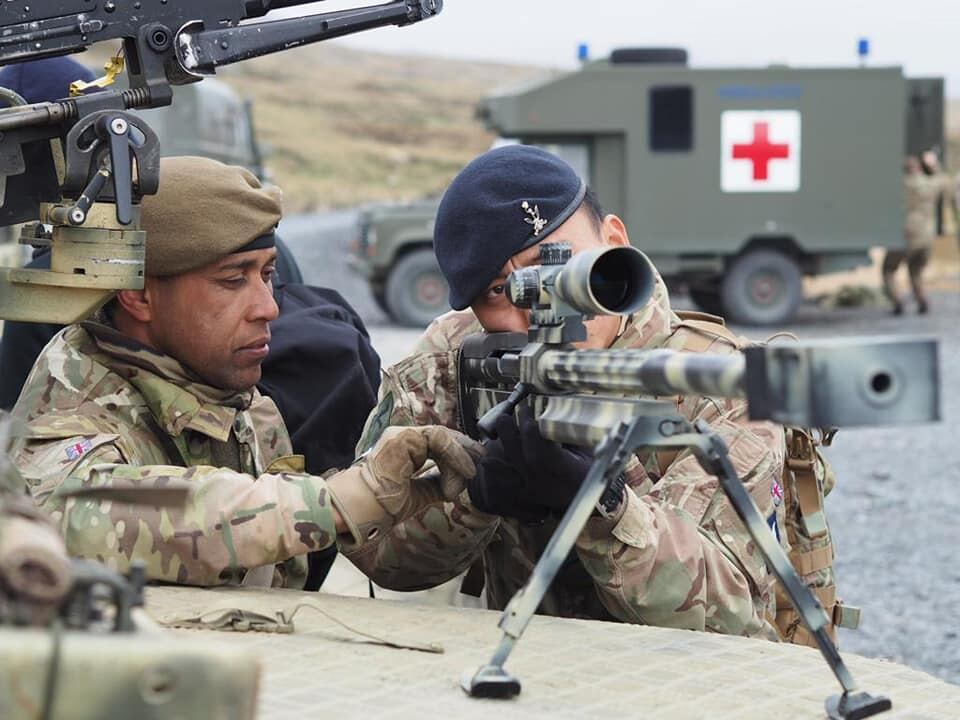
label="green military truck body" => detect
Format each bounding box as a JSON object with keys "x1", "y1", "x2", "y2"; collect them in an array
[
  {"x1": 350, "y1": 52, "x2": 943, "y2": 326},
  {"x1": 349, "y1": 198, "x2": 442, "y2": 322}
]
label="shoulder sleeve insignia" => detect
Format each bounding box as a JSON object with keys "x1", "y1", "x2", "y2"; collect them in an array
[{"x1": 65, "y1": 438, "x2": 94, "y2": 461}]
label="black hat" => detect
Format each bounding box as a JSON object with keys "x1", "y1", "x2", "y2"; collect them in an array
[
  {"x1": 0, "y1": 57, "x2": 96, "y2": 105},
  {"x1": 434, "y1": 144, "x2": 586, "y2": 310}
]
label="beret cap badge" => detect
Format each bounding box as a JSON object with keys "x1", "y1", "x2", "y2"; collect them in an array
[{"x1": 521, "y1": 200, "x2": 548, "y2": 236}]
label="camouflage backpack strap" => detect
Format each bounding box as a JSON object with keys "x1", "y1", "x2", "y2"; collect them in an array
[
  {"x1": 657, "y1": 311, "x2": 745, "y2": 475},
  {"x1": 775, "y1": 427, "x2": 860, "y2": 646},
  {"x1": 672, "y1": 310, "x2": 860, "y2": 643},
  {"x1": 671, "y1": 310, "x2": 745, "y2": 352}
]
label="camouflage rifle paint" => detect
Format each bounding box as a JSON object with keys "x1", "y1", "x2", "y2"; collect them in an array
[
  {"x1": 11, "y1": 322, "x2": 338, "y2": 588},
  {"x1": 540, "y1": 348, "x2": 746, "y2": 398},
  {"x1": 352, "y1": 273, "x2": 787, "y2": 639}
]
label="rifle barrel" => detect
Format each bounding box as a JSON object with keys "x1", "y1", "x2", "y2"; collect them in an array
[{"x1": 540, "y1": 349, "x2": 746, "y2": 398}]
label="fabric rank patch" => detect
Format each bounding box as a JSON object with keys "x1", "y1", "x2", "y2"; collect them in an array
[{"x1": 65, "y1": 438, "x2": 93, "y2": 461}]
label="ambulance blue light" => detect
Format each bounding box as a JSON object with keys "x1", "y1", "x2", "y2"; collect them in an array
[
  {"x1": 578, "y1": 43, "x2": 589, "y2": 62},
  {"x1": 857, "y1": 38, "x2": 870, "y2": 60}
]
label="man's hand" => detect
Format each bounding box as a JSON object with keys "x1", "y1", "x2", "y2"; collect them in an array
[
  {"x1": 467, "y1": 405, "x2": 594, "y2": 520},
  {"x1": 467, "y1": 412, "x2": 550, "y2": 523},
  {"x1": 327, "y1": 426, "x2": 481, "y2": 547},
  {"x1": 515, "y1": 404, "x2": 593, "y2": 514}
]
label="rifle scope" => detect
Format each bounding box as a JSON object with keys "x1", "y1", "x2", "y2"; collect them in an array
[{"x1": 507, "y1": 244, "x2": 656, "y2": 317}]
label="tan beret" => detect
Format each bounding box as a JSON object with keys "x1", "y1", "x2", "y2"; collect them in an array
[{"x1": 140, "y1": 156, "x2": 283, "y2": 276}]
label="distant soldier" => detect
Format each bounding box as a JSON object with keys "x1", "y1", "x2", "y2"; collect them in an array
[
  {"x1": 10, "y1": 156, "x2": 478, "y2": 588},
  {"x1": 882, "y1": 152, "x2": 953, "y2": 314},
  {"x1": 350, "y1": 145, "x2": 807, "y2": 641}
]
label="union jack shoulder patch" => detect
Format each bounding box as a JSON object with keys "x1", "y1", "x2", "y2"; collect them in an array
[
  {"x1": 771, "y1": 479, "x2": 784, "y2": 507},
  {"x1": 65, "y1": 439, "x2": 93, "y2": 461}
]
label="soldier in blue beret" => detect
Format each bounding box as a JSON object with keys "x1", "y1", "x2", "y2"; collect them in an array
[
  {"x1": 346, "y1": 144, "x2": 848, "y2": 643},
  {"x1": 345, "y1": 144, "x2": 833, "y2": 643}
]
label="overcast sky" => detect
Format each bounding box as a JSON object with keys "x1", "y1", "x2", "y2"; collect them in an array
[{"x1": 283, "y1": 0, "x2": 960, "y2": 95}]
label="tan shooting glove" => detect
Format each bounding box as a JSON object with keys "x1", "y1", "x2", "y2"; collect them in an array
[{"x1": 326, "y1": 426, "x2": 481, "y2": 549}]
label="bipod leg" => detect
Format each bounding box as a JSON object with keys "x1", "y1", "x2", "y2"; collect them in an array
[
  {"x1": 462, "y1": 421, "x2": 634, "y2": 698},
  {"x1": 691, "y1": 421, "x2": 891, "y2": 720}
]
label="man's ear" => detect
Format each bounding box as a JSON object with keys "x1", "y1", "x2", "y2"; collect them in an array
[
  {"x1": 115, "y1": 287, "x2": 154, "y2": 323},
  {"x1": 601, "y1": 213, "x2": 630, "y2": 248}
]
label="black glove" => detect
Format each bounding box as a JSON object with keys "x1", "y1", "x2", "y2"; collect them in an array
[
  {"x1": 466, "y1": 412, "x2": 549, "y2": 523},
  {"x1": 515, "y1": 404, "x2": 594, "y2": 514}
]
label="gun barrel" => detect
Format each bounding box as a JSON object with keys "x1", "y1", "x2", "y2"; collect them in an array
[{"x1": 540, "y1": 348, "x2": 746, "y2": 398}]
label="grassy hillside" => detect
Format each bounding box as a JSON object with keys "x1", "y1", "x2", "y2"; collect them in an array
[{"x1": 215, "y1": 45, "x2": 545, "y2": 212}]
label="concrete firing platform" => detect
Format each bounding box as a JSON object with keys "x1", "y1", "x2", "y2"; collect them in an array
[{"x1": 146, "y1": 585, "x2": 960, "y2": 720}]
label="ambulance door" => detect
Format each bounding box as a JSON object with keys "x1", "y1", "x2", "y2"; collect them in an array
[{"x1": 905, "y1": 77, "x2": 944, "y2": 157}]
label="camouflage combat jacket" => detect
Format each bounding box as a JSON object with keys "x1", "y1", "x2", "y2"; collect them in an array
[
  {"x1": 11, "y1": 322, "x2": 338, "y2": 588},
  {"x1": 354, "y1": 275, "x2": 786, "y2": 639},
  {"x1": 905, "y1": 172, "x2": 954, "y2": 251}
]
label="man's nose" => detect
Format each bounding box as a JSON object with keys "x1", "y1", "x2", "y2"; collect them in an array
[{"x1": 248, "y1": 278, "x2": 279, "y2": 323}]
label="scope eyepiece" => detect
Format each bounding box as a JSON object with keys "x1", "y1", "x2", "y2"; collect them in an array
[
  {"x1": 507, "y1": 267, "x2": 542, "y2": 308},
  {"x1": 505, "y1": 245, "x2": 656, "y2": 317}
]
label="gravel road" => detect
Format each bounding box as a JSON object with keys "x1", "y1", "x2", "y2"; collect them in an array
[{"x1": 280, "y1": 210, "x2": 960, "y2": 685}]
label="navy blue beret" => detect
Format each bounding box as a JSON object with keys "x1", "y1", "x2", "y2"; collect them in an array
[
  {"x1": 0, "y1": 56, "x2": 95, "y2": 105},
  {"x1": 434, "y1": 144, "x2": 586, "y2": 310}
]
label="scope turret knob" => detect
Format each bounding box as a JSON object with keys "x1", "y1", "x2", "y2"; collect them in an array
[
  {"x1": 507, "y1": 267, "x2": 541, "y2": 309},
  {"x1": 538, "y1": 243, "x2": 571, "y2": 266}
]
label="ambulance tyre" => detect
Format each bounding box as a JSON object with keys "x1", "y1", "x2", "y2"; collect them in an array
[
  {"x1": 385, "y1": 248, "x2": 450, "y2": 327},
  {"x1": 721, "y1": 249, "x2": 802, "y2": 326},
  {"x1": 372, "y1": 285, "x2": 390, "y2": 315}
]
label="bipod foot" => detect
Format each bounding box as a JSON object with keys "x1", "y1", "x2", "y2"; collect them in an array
[
  {"x1": 461, "y1": 664, "x2": 521, "y2": 699},
  {"x1": 826, "y1": 691, "x2": 892, "y2": 720}
]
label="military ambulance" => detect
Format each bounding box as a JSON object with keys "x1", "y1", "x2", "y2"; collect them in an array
[{"x1": 350, "y1": 49, "x2": 943, "y2": 326}]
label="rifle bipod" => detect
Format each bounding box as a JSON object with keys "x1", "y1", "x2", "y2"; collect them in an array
[{"x1": 462, "y1": 414, "x2": 891, "y2": 719}]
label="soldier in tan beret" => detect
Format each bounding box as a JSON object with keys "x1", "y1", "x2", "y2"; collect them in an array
[{"x1": 10, "y1": 156, "x2": 480, "y2": 588}]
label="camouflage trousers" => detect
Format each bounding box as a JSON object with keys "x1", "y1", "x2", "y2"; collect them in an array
[{"x1": 881, "y1": 247, "x2": 931, "y2": 311}]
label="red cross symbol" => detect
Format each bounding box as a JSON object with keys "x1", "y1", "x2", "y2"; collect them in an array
[{"x1": 732, "y1": 122, "x2": 790, "y2": 180}]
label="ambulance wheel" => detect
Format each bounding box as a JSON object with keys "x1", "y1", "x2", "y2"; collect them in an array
[
  {"x1": 721, "y1": 250, "x2": 802, "y2": 326},
  {"x1": 688, "y1": 281, "x2": 725, "y2": 317},
  {"x1": 371, "y1": 285, "x2": 390, "y2": 315},
  {"x1": 385, "y1": 248, "x2": 450, "y2": 327}
]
